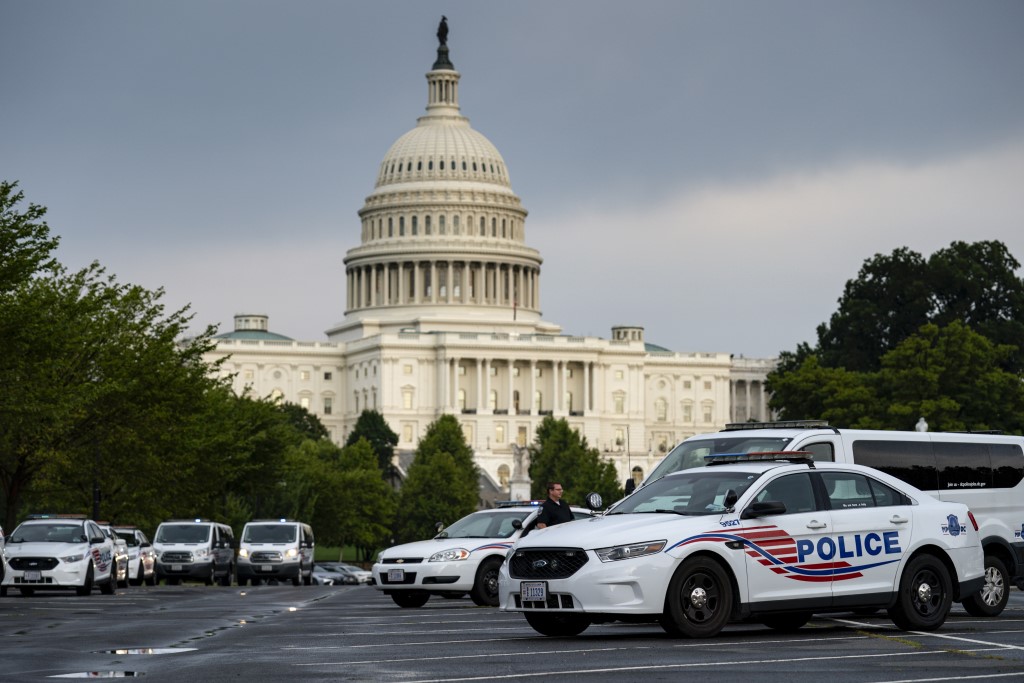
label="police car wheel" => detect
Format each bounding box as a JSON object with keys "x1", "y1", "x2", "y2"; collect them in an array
[
  {"x1": 961, "y1": 555, "x2": 1009, "y2": 618},
  {"x1": 391, "y1": 591, "x2": 430, "y2": 608},
  {"x1": 470, "y1": 558, "x2": 503, "y2": 607},
  {"x1": 76, "y1": 564, "x2": 94, "y2": 596},
  {"x1": 759, "y1": 612, "x2": 812, "y2": 632},
  {"x1": 99, "y1": 571, "x2": 115, "y2": 595},
  {"x1": 661, "y1": 557, "x2": 733, "y2": 638},
  {"x1": 524, "y1": 612, "x2": 590, "y2": 637},
  {"x1": 888, "y1": 554, "x2": 951, "y2": 631}
]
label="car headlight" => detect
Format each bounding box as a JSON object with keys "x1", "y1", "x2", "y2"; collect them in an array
[
  {"x1": 238, "y1": 548, "x2": 249, "y2": 558},
  {"x1": 60, "y1": 553, "x2": 86, "y2": 563},
  {"x1": 428, "y1": 548, "x2": 470, "y2": 562},
  {"x1": 192, "y1": 548, "x2": 209, "y2": 560},
  {"x1": 285, "y1": 548, "x2": 298, "y2": 558},
  {"x1": 595, "y1": 540, "x2": 666, "y2": 562}
]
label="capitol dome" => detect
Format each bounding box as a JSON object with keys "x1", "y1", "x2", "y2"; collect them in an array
[{"x1": 329, "y1": 29, "x2": 554, "y2": 342}]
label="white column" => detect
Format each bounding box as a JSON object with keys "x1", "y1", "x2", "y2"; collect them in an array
[
  {"x1": 583, "y1": 361, "x2": 590, "y2": 414},
  {"x1": 507, "y1": 360, "x2": 515, "y2": 414},
  {"x1": 529, "y1": 360, "x2": 537, "y2": 414},
  {"x1": 744, "y1": 382, "x2": 751, "y2": 421},
  {"x1": 430, "y1": 262, "x2": 438, "y2": 303}
]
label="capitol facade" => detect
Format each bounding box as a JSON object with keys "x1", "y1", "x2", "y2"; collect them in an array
[{"x1": 204, "y1": 30, "x2": 775, "y2": 502}]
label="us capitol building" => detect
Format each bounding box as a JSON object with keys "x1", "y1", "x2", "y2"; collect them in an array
[{"x1": 205, "y1": 25, "x2": 776, "y2": 501}]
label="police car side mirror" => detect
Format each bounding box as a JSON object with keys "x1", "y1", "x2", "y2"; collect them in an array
[
  {"x1": 585, "y1": 492, "x2": 603, "y2": 511},
  {"x1": 434, "y1": 521, "x2": 445, "y2": 534},
  {"x1": 740, "y1": 501, "x2": 787, "y2": 519},
  {"x1": 511, "y1": 519, "x2": 523, "y2": 530},
  {"x1": 724, "y1": 489, "x2": 739, "y2": 508},
  {"x1": 90, "y1": 536, "x2": 105, "y2": 544}
]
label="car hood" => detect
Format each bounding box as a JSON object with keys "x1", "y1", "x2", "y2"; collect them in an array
[
  {"x1": 4, "y1": 541, "x2": 90, "y2": 557},
  {"x1": 378, "y1": 536, "x2": 518, "y2": 560},
  {"x1": 515, "y1": 513, "x2": 721, "y2": 550}
]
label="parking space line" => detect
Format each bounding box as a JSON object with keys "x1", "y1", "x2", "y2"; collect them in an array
[
  {"x1": 330, "y1": 648, "x2": 989, "y2": 682},
  {"x1": 865, "y1": 674, "x2": 1024, "y2": 683},
  {"x1": 828, "y1": 618, "x2": 1024, "y2": 651}
]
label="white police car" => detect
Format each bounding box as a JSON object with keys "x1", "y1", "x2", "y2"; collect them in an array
[
  {"x1": 373, "y1": 503, "x2": 594, "y2": 607},
  {"x1": 499, "y1": 453, "x2": 985, "y2": 637},
  {"x1": 0, "y1": 514, "x2": 117, "y2": 597},
  {"x1": 114, "y1": 526, "x2": 157, "y2": 586}
]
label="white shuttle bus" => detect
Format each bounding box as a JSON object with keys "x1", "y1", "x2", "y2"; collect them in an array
[{"x1": 644, "y1": 420, "x2": 1024, "y2": 617}]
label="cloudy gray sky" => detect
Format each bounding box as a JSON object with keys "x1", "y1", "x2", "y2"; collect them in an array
[{"x1": 3, "y1": 1, "x2": 1023, "y2": 358}]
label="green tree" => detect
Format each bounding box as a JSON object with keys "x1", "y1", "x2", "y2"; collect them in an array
[
  {"x1": 528, "y1": 417, "x2": 622, "y2": 505},
  {"x1": 393, "y1": 415, "x2": 478, "y2": 543},
  {"x1": 332, "y1": 438, "x2": 396, "y2": 561},
  {"x1": 345, "y1": 410, "x2": 399, "y2": 481},
  {"x1": 876, "y1": 322, "x2": 1024, "y2": 433},
  {"x1": 279, "y1": 402, "x2": 331, "y2": 441},
  {"x1": 0, "y1": 180, "x2": 60, "y2": 292}
]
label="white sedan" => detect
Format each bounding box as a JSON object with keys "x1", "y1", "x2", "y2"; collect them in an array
[
  {"x1": 373, "y1": 503, "x2": 593, "y2": 607},
  {"x1": 499, "y1": 453, "x2": 985, "y2": 637}
]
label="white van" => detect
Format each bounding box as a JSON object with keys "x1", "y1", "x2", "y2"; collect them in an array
[
  {"x1": 236, "y1": 519, "x2": 314, "y2": 586},
  {"x1": 644, "y1": 420, "x2": 1024, "y2": 617},
  {"x1": 153, "y1": 519, "x2": 235, "y2": 586}
]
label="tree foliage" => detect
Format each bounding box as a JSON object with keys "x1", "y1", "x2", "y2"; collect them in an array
[
  {"x1": 770, "y1": 240, "x2": 1024, "y2": 432},
  {"x1": 0, "y1": 180, "x2": 60, "y2": 293},
  {"x1": 528, "y1": 417, "x2": 622, "y2": 505},
  {"x1": 345, "y1": 410, "x2": 398, "y2": 480},
  {"x1": 332, "y1": 438, "x2": 396, "y2": 561},
  {"x1": 393, "y1": 415, "x2": 478, "y2": 543}
]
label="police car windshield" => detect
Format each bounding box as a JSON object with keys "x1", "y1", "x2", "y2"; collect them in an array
[
  {"x1": 647, "y1": 436, "x2": 792, "y2": 483},
  {"x1": 610, "y1": 470, "x2": 763, "y2": 516},
  {"x1": 10, "y1": 522, "x2": 86, "y2": 543},
  {"x1": 243, "y1": 524, "x2": 296, "y2": 543},
  {"x1": 156, "y1": 524, "x2": 211, "y2": 544},
  {"x1": 435, "y1": 510, "x2": 532, "y2": 539},
  {"x1": 115, "y1": 531, "x2": 139, "y2": 547}
]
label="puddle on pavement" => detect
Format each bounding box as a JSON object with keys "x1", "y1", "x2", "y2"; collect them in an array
[
  {"x1": 50, "y1": 673, "x2": 143, "y2": 678},
  {"x1": 95, "y1": 648, "x2": 197, "y2": 655}
]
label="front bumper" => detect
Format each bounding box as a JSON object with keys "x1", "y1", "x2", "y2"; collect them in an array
[
  {"x1": 236, "y1": 557, "x2": 301, "y2": 580},
  {"x1": 498, "y1": 549, "x2": 675, "y2": 616},
  {"x1": 372, "y1": 559, "x2": 478, "y2": 593},
  {"x1": 3, "y1": 558, "x2": 93, "y2": 589},
  {"x1": 157, "y1": 559, "x2": 214, "y2": 580}
]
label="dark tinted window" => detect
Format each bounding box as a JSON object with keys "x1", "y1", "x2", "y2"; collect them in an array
[
  {"x1": 801, "y1": 442, "x2": 835, "y2": 463},
  {"x1": 851, "y1": 440, "x2": 938, "y2": 491},
  {"x1": 934, "y1": 441, "x2": 991, "y2": 490},
  {"x1": 755, "y1": 473, "x2": 817, "y2": 513},
  {"x1": 991, "y1": 443, "x2": 1024, "y2": 488}
]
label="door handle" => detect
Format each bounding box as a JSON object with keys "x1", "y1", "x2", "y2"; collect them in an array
[
  {"x1": 889, "y1": 515, "x2": 909, "y2": 525},
  {"x1": 806, "y1": 520, "x2": 827, "y2": 529}
]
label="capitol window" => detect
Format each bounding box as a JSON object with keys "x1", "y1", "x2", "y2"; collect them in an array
[
  {"x1": 412, "y1": 216, "x2": 418, "y2": 235},
  {"x1": 300, "y1": 370, "x2": 310, "y2": 381},
  {"x1": 323, "y1": 397, "x2": 332, "y2": 415},
  {"x1": 324, "y1": 371, "x2": 332, "y2": 380}
]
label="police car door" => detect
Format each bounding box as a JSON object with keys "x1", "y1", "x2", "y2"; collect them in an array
[
  {"x1": 740, "y1": 472, "x2": 834, "y2": 608},
  {"x1": 820, "y1": 470, "x2": 909, "y2": 604}
]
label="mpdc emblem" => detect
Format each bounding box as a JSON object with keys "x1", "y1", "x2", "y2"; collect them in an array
[{"x1": 944, "y1": 514, "x2": 962, "y2": 537}]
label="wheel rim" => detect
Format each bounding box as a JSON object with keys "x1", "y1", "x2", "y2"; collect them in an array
[
  {"x1": 911, "y1": 568, "x2": 943, "y2": 617},
  {"x1": 681, "y1": 571, "x2": 721, "y2": 624},
  {"x1": 980, "y1": 565, "x2": 1005, "y2": 607},
  {"x1": 483, "y1": 568, "x2": 499, "y2": 598}
]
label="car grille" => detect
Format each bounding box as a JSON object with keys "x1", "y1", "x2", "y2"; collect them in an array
[
  {"x1": 251, "y1": 551, "x2": 282, "y2": 563},
  {"x1": 381, "y1": 557, "x2": 423, "y2": 565},
  {"x1": 10, "y1": 557, "x2": 59, "y2": 571},
  {"x1": 161, "y1": 551, "x2": 192, "y2": 563},
  {"x1": 509, "y1": 548, "x2": 588, "y2": 580}
]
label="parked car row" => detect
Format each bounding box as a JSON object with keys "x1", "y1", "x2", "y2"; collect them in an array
[{"x1": 1, "y1": 515, "x2": 370, "y2": 596}]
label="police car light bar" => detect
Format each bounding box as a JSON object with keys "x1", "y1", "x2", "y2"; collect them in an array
[
  {"x1": 704, "y1": 451, "x2": 815, "y2": 467},
  {"x1": 722, "y1": 420, "x2": 836, "y2": 433},
  {"x1": 26, "y1": 513, "x2": 87, "y2": 520}
]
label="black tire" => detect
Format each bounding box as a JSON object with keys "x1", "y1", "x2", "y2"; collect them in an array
[
  {"x1": 76, "y1": 564, "x2": 95, "y2": 596},
  {"x1": 130, "y1": 563, "x2": 143, "y2": 587},
  {"x1": 117, "y1": 563, "x2": 129, "y2": 589},
  {"x1": 469, "y1": 558, "x2": 503, "y2": 607},
  {"x1": 237, "y1": 576, "x2": 249, "y2": 587},
  {"x1": 661, "y1": 556, "x2": 733, "y2": 638},
  {"x1": 390, "y1": 591, "x2": 430, "y2": 608},
  {"x1": 219, "y1": 565, "x2": 232, "y2": 587},
  {"x1": 0, "y1": 587, "x2": 7, "y2": 597},
  {"x1": 961, "y1": 555, "x2": 1009, "y2": 617},
  {"x1": 888, "y1": 554, "x2": 952, "y2": 631},
  {"x1": 303, "y1": 564, "x2": 313, "y2": 586},
  {"x1": 524, "y1": 612, "x2": 591, "y2": 637},
  {"x1": 204, "y1": 565, "x2": 215, "y2": 586},
  {"x1": 145, "y1": 571, "x2": 157, "y2": 587},
  {"x1": 99, "y1": 569, "x2": 115, "y2": 595},
  {"x1": 760, "y1": 612, "x2": 812, "y2": 632}
]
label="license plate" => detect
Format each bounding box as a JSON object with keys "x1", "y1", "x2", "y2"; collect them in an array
[
  {"x1": 24, "y1": 570, "x2": 41, "y2": 582},
  {"x1": 260, "y1": 565, "x2": 272, "y2": 572},
  {"x1": 387, "y1": 568, "x2": 405, "y2": 582},
  {"x1": 522, "y1": 581, "x2": 547, "y2": 601},
  {"x1": 171, "y1": 564, "x2": 182, "y2": 572}
]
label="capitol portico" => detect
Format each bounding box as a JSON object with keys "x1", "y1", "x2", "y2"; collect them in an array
[{"x1": 205, "y1": 24, "x2": 776, "y2": 503}]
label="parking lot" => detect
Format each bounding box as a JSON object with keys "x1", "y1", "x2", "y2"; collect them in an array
[{"x1": 1, "y1": 584, "x2": 1023, "y2": 681}]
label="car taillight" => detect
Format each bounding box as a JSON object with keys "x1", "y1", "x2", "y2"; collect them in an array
[{"x1": 968, "y1": 511, "x2": 979, "y2": 531}]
